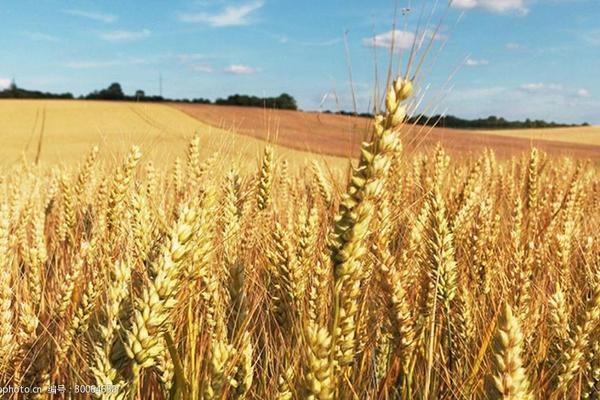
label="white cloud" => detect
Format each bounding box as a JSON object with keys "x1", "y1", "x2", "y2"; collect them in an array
[
  {"x1": 0, "y1": 78, "x2": 11, "y2": 89},
  {"x1": 23, "y1": 31, "x2": 59, "y2": 42},
  {"x1": 505, "y1": 42, "x2": 523, "y2": 50},
  {"x1": 176, "y1": 53, "x2": 207, "y2": 62},
  {"x1": 451, "y1": 0, "x2": 528, "y2": 14},
  {"x1": 577, "y1": 88, "x2": 591, "y2": 98},
  {"x1": 99, "y1": 29, "x2": 151, "y2": 42},
  {"x1": 192, "y1": 64, "x2": 213, "y2": 73},
  {"x1": 520, "y1": 82, "x2": 563, "y2": 92},
  {"x1": 178, "y1": 0, "x2": 264, "y2": 27},
  {"x1": 520, "y1": 82, "x2": 544, "y2": 91},
  {"x1": 519, "y1": 83, "x2": 591, "y2": 100},
  {"x1": 452, "y1": 0, "x2": 478, "y2": 8},
  {"x1": 447, "y1": 83, "x2": 599, "y2": 124},
  {"x1": 465, "y1": 58, "x2": 489, "y2": 66},
  {"x1": 362, "y1": 29, "x2": 439, "y2": 50},
  {"x1": 63, "y1": 9, "x2": 117, "y2": 23},
  {"x1": 224, "y1": 64, "x2": 258, "y2": 74}
]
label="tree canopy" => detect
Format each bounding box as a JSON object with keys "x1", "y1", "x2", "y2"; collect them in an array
[
  {"x1": 0, "y1": 80, "x2": 73, "y2": 99},
  {"x1": 324, "y1": 110, "x2": 588, "y2": 129},
  {"x1": 85, "y1": 82, "x2": 125, "y2": 100},
  {"x1": 215, "y1": 93, "x2": 297, "y2": 110},
  {"x1": 406, "y1": 114, "x2": 587, "y2": 129}
]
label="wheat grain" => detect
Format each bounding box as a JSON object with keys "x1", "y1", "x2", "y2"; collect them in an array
[{"x1": 486, "y1": 303, "x2": 533, "y2": 400}]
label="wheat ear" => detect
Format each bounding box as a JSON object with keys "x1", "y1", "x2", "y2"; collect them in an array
[{"x1": 486, "y1": 303, "x2": 533, "y2": 400}]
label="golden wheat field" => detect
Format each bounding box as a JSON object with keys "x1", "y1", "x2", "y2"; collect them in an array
[
  {"x1": 0, "y1": 78, "x2": 600, "y2": 400},
  {"x1": 2, "y1": 100, "x2": 599, "y2": 168},
  {"x1": 477, "y1": 125, "x2": 600, "y2": 146},
  {"x1": 0, "y1": 100, "x2": 345, "y2": 169}
]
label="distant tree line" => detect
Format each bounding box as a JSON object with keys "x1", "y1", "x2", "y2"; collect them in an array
[
  {"x1": 0, "y1": 81, "x2": 295, "y2": 109},
  {"x1": 323, "y1": 110, "x2": 589, "y2": 129},
  {"x1": 407, "y1": 114, "x2": 589, "y2": 129},
  {"x1": 81, "y1": 83, "x2": 212, "y2": 104},
  {"x1": 0, "y1": 81, "x2": 588, "y2": 127},
  {"x1": 0, "y1": 80, "x2": 73, "y2": 99},
  {"x1": 215, "y1": 93, "x2": 297, "y2": 110},
  {"x1": 328, "y1": 110, "x2": 375, "y2": 118}
]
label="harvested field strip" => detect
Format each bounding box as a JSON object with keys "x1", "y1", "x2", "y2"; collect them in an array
[{"x1": 171, "y1": 103, "x2": 600, "y2": 161}]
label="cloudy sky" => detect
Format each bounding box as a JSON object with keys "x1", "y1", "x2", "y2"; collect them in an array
[{"x1": 0, "y1": 0, "x2": 598, "y2": 124}]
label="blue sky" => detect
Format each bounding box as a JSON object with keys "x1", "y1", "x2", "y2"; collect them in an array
[{"x1": 0, "y1": 0, "x2": 598, "y2": 123}]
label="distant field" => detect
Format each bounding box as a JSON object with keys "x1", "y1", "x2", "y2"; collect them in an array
[
  {"x1": 172, "y1": 103, "x2": 600, "y2": 160},
  {"x1": 172, "y1": 103, "x2": 372, "y2": 157},
  {"x1": 0, "y1": 99, "x2": 344, "y2": 168},
  {"x1": 477, "y1": 126, "x2": 600, "y2": 146},
  {"x1": 0, "y1": 100, "x2": 598, "y2": 167}
]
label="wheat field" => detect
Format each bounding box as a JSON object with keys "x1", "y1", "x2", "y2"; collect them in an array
[
  {"x1": 2, "y1": 100, "x2": 599, "y2": 168},
  {"x1": 0, "y1": 79, "x2": 599, "y2": 399},
  {"x1": 0, "y1": 100, "x2": 345, "y2": 169},
  {"x1": 477, "y1": 125, "x2": 600, "y2": 146}
]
